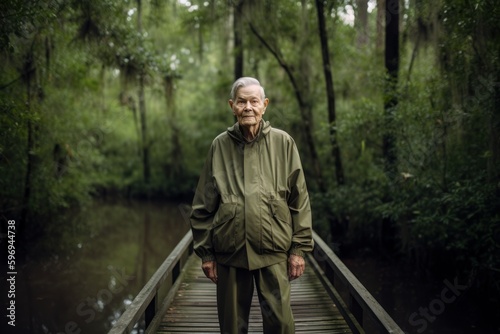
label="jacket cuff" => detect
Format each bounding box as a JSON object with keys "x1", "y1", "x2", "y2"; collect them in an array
[
  {"x1": 201, "y1": 254, "x2": 216, "y2": 263},
  {"x1": 289, "y1": 248, "x2": 305, "y2": 258}
]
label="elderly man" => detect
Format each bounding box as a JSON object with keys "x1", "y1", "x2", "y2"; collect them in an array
[{"x1": 190, "y1": 77, "x2": 313, "y2": 334}]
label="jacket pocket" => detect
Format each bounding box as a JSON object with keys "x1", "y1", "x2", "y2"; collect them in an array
[
  {"x1": 269, "y1": 199, "x2": 293, "y2": 252},
  {"x1": 212, "y1": 203, "x2": 237, "y2": 253}
]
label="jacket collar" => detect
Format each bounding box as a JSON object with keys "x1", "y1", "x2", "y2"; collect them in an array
[{"x1": 227, "y1": 119, "x2": 271, "y2": 144}]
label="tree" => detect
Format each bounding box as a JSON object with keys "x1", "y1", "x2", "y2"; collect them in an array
[
  {"x1": 315, "y1": 0, "x2": 348, "y2": 243},
  {"x1": 163, "y1": 73, "x2": 183, "y2": 179},
  {"x1": 0, "y1": 1, "x2": 61, "y2": 233},
  {"x1": 137, "y1": 0, "x2": 150, "y2": 183},
  {"x1": 20, "y1": 47, "x2": 37, "y2": 234},
  {"x1": 249, "y1": 0, "x2": 326, "y2": 193},
  {"x1": 315, "y1": 0, "x2": 345, "y2": 187},
  {"x1": 354, "y1": 0, "x2": 369, "y2": 46},
  {"x1": 376, "y1": 0, "x2": 385, "y2": 54},
  {"x1": 232, "y1": 0, "x2": 245, "y2": 80},
  {"x1": 383, "y1": 0, "x2": 399, "y2": 177}
]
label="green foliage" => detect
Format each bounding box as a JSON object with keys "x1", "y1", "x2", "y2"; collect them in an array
[
  {"x1": 0, "y1": 99, "x2": 28, "y2": 212},
  {"x1": 1, "y1": 0, "x2": 499, "y2": 302},
  {"x1": 375, "y1": 165, "x2": 500, "y2": 300},
  {"x1": 308, "y1": 0, "x2": 500, "y2": 304}
]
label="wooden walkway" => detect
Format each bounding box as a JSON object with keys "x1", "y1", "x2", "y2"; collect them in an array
[
  {"x1": 157, "y1": 256, "x2": 352, "y2": 334},
  {"x1": 108, "y1": 230, "x2": 403, "y2": 334}
]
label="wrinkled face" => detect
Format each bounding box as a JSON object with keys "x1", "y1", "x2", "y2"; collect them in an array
[{"x1": 229, "y1": 84, "x2": 269, "y2": 129}]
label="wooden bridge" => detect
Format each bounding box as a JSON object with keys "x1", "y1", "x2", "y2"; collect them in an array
[{"x1": 108, "y1": 230, "x2": 404, "y2": 334}]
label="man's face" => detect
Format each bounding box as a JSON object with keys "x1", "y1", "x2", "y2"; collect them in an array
[{"x1": 229, "y1": 85, "x2": 269, "y2": 128}]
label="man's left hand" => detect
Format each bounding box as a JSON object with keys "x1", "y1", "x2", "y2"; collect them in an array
[{"x1": 288, "y1": 254, "x2": 305, "y2": 281}]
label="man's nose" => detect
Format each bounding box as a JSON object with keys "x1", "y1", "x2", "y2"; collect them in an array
[{"x1": 244, "y1": 101, "x2": 253, "y2": 109}]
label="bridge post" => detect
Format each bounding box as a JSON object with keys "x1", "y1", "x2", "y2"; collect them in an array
[{"x1": 145, "y1": 294, "x2": 157, "y2": 328}]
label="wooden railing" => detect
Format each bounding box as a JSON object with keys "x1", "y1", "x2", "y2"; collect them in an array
[
  {"x1": 310, "y1": 230, "x2": 404, "y2": 334},
  {"x1": 108, "y1": 230, "x2": 193, "y2": 334},
  {"x1": 109, "y1": 229, "x2": 404, "y2": 334}
]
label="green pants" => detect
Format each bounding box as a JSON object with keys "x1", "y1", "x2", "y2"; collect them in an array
[{"x1": 216, "y1": 261, "x2": 294, "y2": 334}]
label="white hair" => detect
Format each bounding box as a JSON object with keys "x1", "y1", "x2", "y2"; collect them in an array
[{"x1": 230, "y1": 77, "x2": 266, "y2": 101}]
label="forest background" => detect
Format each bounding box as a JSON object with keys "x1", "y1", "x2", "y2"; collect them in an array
[{"x1": 1, "y1": 0, "x2": 499, "y2": 330}]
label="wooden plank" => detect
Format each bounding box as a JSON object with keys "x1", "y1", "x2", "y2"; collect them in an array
[{"x1": 157, "y1": 257, "x2": 353, "y2": 334}]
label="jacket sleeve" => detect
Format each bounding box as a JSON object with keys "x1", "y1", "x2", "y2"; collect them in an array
[
  {"x1": 287, "y1": 141, "x2": 314, "y2": 257},
  {"x1": 190, "y1": 144, "x2": 220, "y2": 262}
]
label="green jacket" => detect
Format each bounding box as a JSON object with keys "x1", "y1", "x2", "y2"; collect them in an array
[{"x1": 190, "y1": 120, "x2": 314, "y2": 270}]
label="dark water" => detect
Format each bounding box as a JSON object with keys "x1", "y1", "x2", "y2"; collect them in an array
[
  {"x1": 0, "y1": 200, "x2": 190, "y2": 334},
  {"x1": 2, "y1": 200, "x2": 498, "y2": 334},
  {"x1": 341, "y1": 253, "x2": 500, "y2": 334}
]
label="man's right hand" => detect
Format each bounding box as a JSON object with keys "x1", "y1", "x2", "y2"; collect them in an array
[{"x1": 202, "y1": 260, "x2": 218, "y2": 284}]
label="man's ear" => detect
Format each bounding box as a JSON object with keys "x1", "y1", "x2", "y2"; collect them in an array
[
  {"x1": 263, "y1": 98, "x2": 269, "y2": 114},
  {"x1": 228, "y1": 100, "x2": 236, "y2": 115}
]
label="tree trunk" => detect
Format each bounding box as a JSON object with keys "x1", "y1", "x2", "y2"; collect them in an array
[
  {"x1": 355, "y1": 0, "x2": 369, "y2": 46},
  {"x1": 383, "y1": 0, "x2": 399, "y2": 177},
  {"x1": 20, "y1": 51, "x2": 36, "y2": 234},
  {"x1": 164, "y1": 75, "x2": 182, "y2": 179},
  {"x1": 137, "y1": 0, "x2": 150, "y2": 183},
  {"x1": 249, "y1": 21, "x2": 325, "y2": 193},
  {"x1": 138, "y1": 74, "x2": 149, "y2": 183},
  {"x1": 232, "y1": 0, "x2": 245, "y2": 123},
  {"x1": 315, "y1": 0, "x2": 345, "y2": 187},
  {"x1": 376, "y1": 0, "x2": 385, "y2": 54},
  {"x1": 297, "y1": 0, "x2": 325, "y2": 193},
  {"x1": 379, "y1": 0, "x2": 400, "y2": 253},
  {"x1": 233, "y1": 0, "x2": 244, "y2": 80},
  {"x1": 315, "y1": 0, "x2": 348, "y2": 244},
  {"x1": 491, "y1": 71, "x2": 500, "y2": 183},
  {"x1": 245, "y1": 0, "x2": 326, "y2": 192}
]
